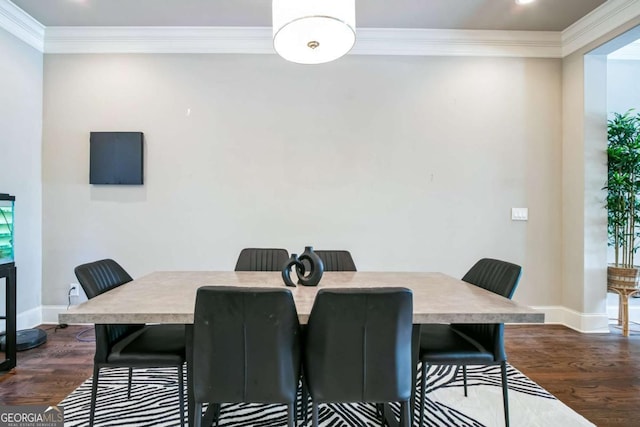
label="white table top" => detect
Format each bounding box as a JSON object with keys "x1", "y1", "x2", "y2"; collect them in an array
[{"x1": 59, "y1": 271, "x2": 544, "y2": 325}]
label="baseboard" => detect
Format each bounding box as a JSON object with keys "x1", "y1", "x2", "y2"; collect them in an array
[
  {"x1": 16, "y1": 305, "x2": 42, "y2": 330},
  {"x1": 531, "y1": 305, "x2": 610, "y2": 333},
  {"x1": 41, "y1": 305, "x2": 72, "y2": 325}
]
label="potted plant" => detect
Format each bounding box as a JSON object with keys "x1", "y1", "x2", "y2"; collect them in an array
[{"x1": 606, "y1": 109, "x2": 640, "y2": 291}]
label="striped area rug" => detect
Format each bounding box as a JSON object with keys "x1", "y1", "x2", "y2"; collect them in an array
[{"x1": 60, "y1": 364, "x2": 593, "y2": 426}]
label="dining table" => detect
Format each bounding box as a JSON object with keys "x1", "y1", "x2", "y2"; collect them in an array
[{"x1": 60, "y1": 270, "x2": 544, "y2": 427}]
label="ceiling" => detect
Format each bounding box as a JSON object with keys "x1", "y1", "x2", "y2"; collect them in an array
[{"x1": 11, "y1": 0, "x2": 607, "y2": 32}]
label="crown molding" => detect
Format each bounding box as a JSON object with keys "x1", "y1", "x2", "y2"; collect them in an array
[
  {"x1": 562, "y1": 0, "x2": 640, "y2": 57},
  {"x1": 1, "y1": 0, "x2": 636, "y2": 59},
  {"x1": 44, "y1": 26, "x2": 273, "y2": 54},
  {"x1": 355, "y1": 29, "x2": 561, "y2": 58},
  {"x1": 43, "y1": 26, "x2": 562, "y2": 58},
  {"x1": 0, "y1": 0, "x2": 44, "y2": 51}
]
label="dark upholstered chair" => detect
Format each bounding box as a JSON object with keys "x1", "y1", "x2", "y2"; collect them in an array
[
  {"x1": 192, "y1": 286, "x2": 301, "y2": 427},
  {"x1": 299, "y1": 249, "x2": 357, "y2": 420},
  {"x1": 74, "y1": 259, "x2": 186, "y2": 427},
  {"x1": 304, "y1": 288, "x2": 413, "y2": 427},
  {"x1": 234, "y1": 248, "x2": 289, "y2": 271},
  {"x1": 314, "y1": 250, "x2": 357, "y2": 272},
  {"x1": 418, "y1": 258, "x2": 522, "y2": 427}
]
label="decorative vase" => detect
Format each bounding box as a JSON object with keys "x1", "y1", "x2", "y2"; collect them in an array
[
  {"x1": 282, "y1": 253, "x2": 304, "y2": 288},
  {"x1": 296, "y1": 246, "x2": 324, "y2": 287}
]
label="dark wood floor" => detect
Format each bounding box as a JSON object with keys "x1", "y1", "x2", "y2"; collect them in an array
[
  {"x1": 505, "y1": 324, "x2": 640, "y2": 426},
  {"x1": 0, "y1": 325, "x2": 94, "y2": 406},
  {"x1": 1, "y1": 324, "x2": 638, "y2": 426}
]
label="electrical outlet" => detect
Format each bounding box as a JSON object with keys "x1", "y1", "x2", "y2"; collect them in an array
[{"x1": 69, "y1": 283, "x2": 79, "y2": 297}]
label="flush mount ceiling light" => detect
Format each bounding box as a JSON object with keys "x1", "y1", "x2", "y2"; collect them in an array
[
  {"x1": 515, "y1": 0, "x2": 535, "y2": 4},
  {"x1": 272, "y1": 0, "x2": 356, "y2": 65}
]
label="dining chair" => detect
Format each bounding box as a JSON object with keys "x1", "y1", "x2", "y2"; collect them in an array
[
  {"x1": 303, "y1": 288, "x2": 413, "y2": 427},
  {"x1": 74, "y1": 259, "x2": 186, "y2": 427},
  {"x1": 314, "y1": 250, "x2": 357, "y2": 272},
  {"x1": 299, "y1": 249, "x2": 357, "y2": 420},
  {"x1": 191, "y1": 286, "x2": 301, "y2": 427},
  {"x1": 234, "y1": 247, "x2": 289, "y2": 271},
  {"x1": 418, "y1": 258, "x2": 522, "y2": 427}
]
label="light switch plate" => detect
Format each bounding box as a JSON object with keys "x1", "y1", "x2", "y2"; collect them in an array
[{"x1": 511, "y1": 208, "x2": 528, "y2": 221}]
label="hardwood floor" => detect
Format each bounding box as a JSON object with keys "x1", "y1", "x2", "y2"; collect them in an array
[
  {"x1": 505, "y1": 324, "x2": 640, "y2": 427},
  {"x1": 0, "y1": 325, "x2": 94, "y2": 406},
  {"x1": 1, "y1": 324, "x2": 638, "y2": 426}
]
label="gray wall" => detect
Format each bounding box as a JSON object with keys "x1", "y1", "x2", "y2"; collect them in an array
[
  {"x1": 42, "y1": 54, "x2": 562, "y2": 307},
  {"x1": 0, "y1": 27, "x2": 43, "y2": 326}
]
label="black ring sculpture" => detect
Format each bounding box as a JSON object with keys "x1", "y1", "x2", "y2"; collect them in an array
[{"x1": 282, "y1": 246, "x2": 324, "y2": 287}]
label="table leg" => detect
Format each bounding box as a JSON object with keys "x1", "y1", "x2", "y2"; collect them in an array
[
  {"x1": 382, "y1": 324, "x2": 421, "y2": 427},
  {"x1": 186, "y1": 325, "x2": 195, "y2": 427}
]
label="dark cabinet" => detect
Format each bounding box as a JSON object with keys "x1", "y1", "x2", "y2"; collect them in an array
[{"x1": 0, "y1": 262, "x2": 16, "y2": 371}]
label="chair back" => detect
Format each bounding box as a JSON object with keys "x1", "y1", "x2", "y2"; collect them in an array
[
  {"x1": 455, "y1": 258, "x2": 522, "y2": 361},
  {"x1": 192, "y1": 286, "x2": 301, "y2": 404},
  {"x1": 314, "y1": 250, "x2": 357, "y2": 272},
  {"x1": 75, "y1": 258, "x2": 133, "y2": 299},
  {"x1": 304, "y1": 288, "x2": 413, "y2": 403},
  {"x1": 234, "y1": 248, "x2": 289, "y2": 271},
  {"x1": 74, "y1": 259, "x2": 144, "y2": 363},
  {"x1": 461, "y1": 258, "x2": 521, "y2": 298}
]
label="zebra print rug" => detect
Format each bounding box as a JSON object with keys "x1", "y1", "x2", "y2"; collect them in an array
[{"x1": 59, "y1": 364, "x2": 593, "y2": 426}]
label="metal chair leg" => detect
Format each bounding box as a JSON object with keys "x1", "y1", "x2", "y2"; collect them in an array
[
  {"x1": 178, "y1": 364, "x2": 185, "y2": 427},
  {"x1": 293, "y1": 398, "x2": 298, "y2": 424},
  {"x1": 127, "y1": 367, "x2": 133, "y2": 399},
  {"x1": 463, "y1": 365, "x2": 468, "y2": 397},
  {"x1": 399, "y1": 401, "x2": 411, "y2": 427},
  {"x1": 312, "y1": 403, "x2": 319, "y2": 427},
  {"x1": 89, "y1": 365, "x2": 100, "y2": 427},
  {"x1": 213, "y1": 403, "x2": 221, "y2": 422},
  {"x1": 500, "y1": 361, "x2": 510, "y2": 427},
  {"x1": 420, "y1": 362, "x2": 427, "y2": 427},
  {"x1": 287, "y1": 402, "x2": 295, "y2": 427},
  {"x1": 193, "y1": 403, "x2": 202, "y2": 427},
  {"x1": 375, "y1": 403, "x2": 383, "y2": 419},
  {"x1": 301, "y1": 377, "x2": 309, "y2": 423}
]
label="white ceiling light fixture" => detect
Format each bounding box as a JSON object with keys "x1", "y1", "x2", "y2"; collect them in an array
[
  {"x1": 272, "y1": 0, "x2": 356, "y2": 65},
  {"x1": 515, "y1": 0, "x2": 536, "y2": 4}
]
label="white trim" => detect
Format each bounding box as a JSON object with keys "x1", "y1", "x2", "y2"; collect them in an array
[
  {"x1": 0, "y1": 0, "x2": 639, "y2": 58},
  {"x1": 41, "y1": 305, "x2": 73, "y2": 325},
  {"x1": 532, "y1": 305, "x2": 610, "y2": 333},
  {"x1": 0, "y1": 0, "x2": 44, "y2": 51},
  {"x1": 16, "y1": 306, "x2": 42, "y2": 330},
  {"x1": 562, "y1": 0, "x2": 640, "y2": 57},
  {"x1": 529, "y1": 305, "x2": 566, "y2": 325},
  {"x1": 354, "y1": 29, "x2": 561, "y2": 58},
  {"x1": 43, "y1": 26, "x2": 562, "y2": 58},
  {"x1": 44, "y1": 26, "x2": 273, "y2": 54}
]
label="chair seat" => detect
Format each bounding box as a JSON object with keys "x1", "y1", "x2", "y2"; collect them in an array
[
  {"x1": 419, "y1": 324, "x2": 494, "y2": 364},
  {"x1": 108, "y1": 324, "x2": 186, "y2": 365}
]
